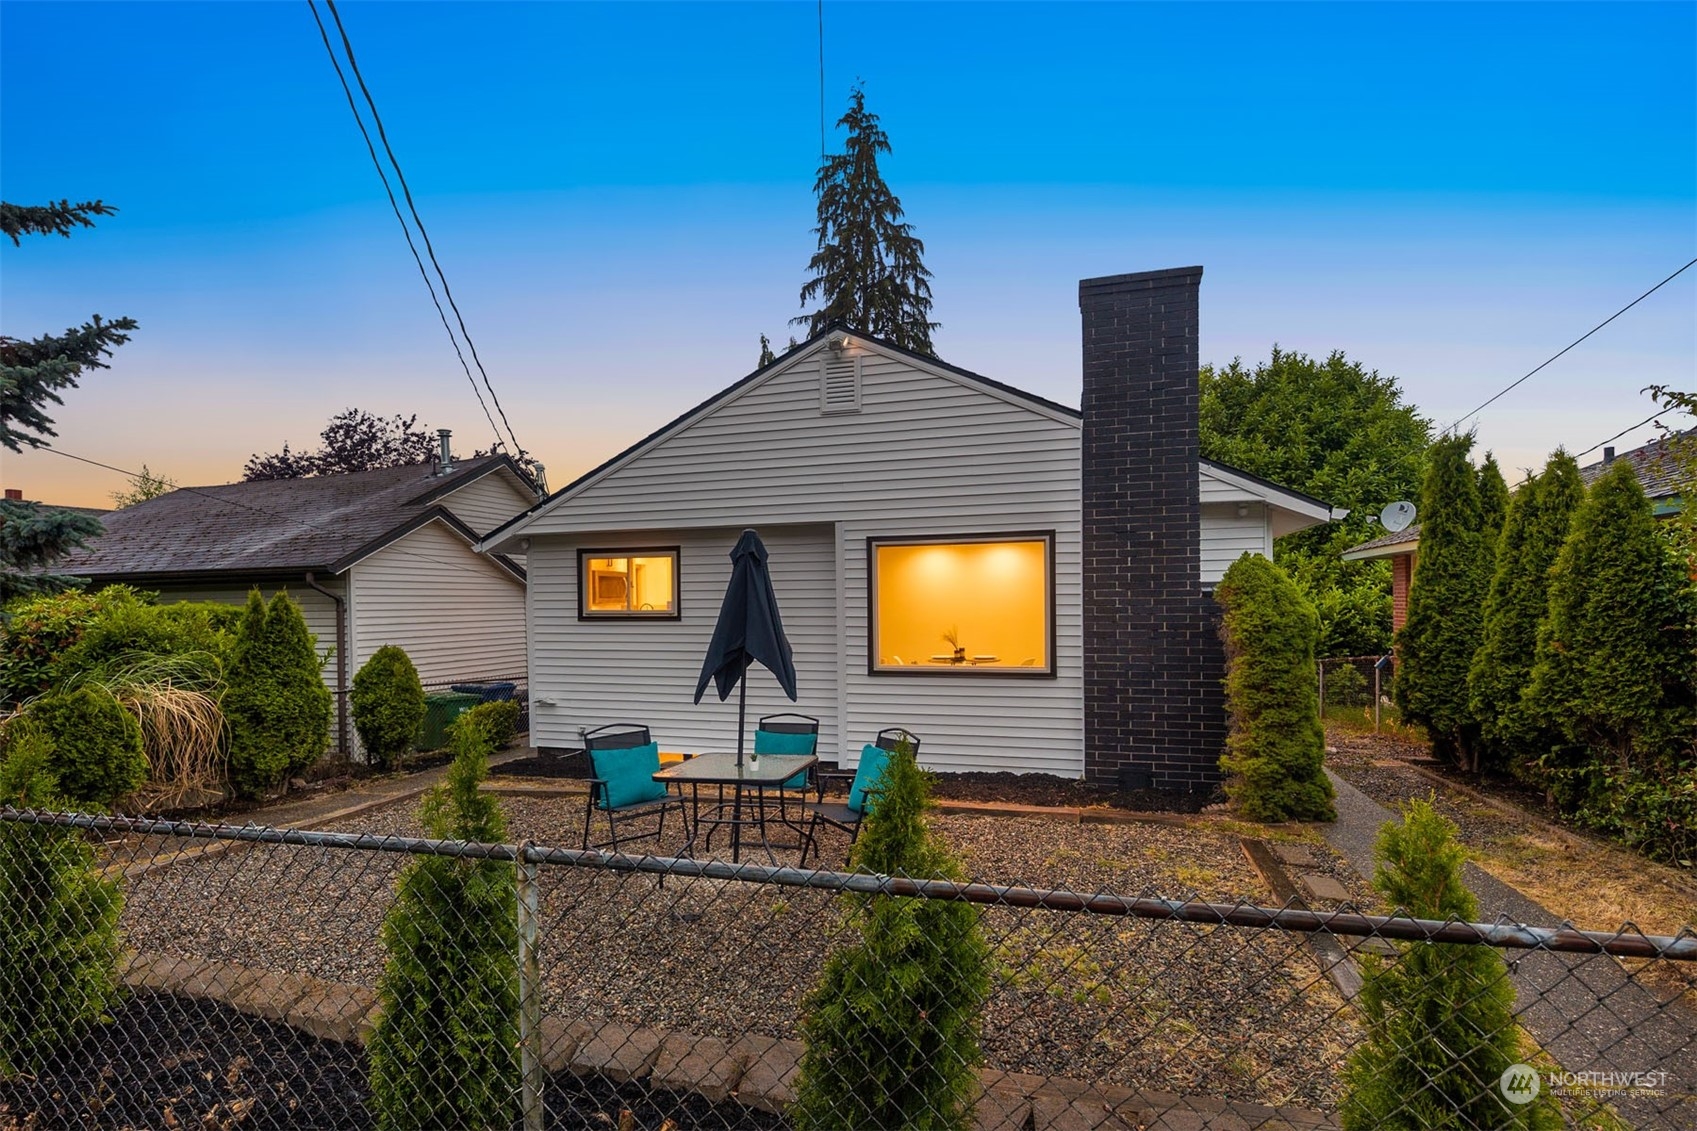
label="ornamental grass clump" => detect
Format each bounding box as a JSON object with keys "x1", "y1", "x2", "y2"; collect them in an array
[
  {"x1": 793, "y1": 742, "x2": 989, "y2": 1131},
  {"x1": 0, "y1": 728, "x2": 124, "y2": 1078},
  {"x1": 1341, "y1": 798, "x2": 1557, "y2": 1130},
  {"x1": 223, "y1": 590, "x2": 331, "y2": 798},
  {"x1": 351, "y1": 645, "x2": 426, "y2": 769},
  {"x1": 367, "y1": 716, "x2": 518, "y2": 1131},
  {"x1": 1216, "y1": 553, "x2": 1335, "y2": 822}
]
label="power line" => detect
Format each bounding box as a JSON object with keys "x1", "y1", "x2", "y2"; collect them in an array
[
  {"x1": 1445, "y1": 256, "x2": 1697, "y2": 435},
  {"x1": 40, "y1": 447, "x2": 521, "y2": 584},
  {"x1": 305, "y1": 0, "x2": 507, "y2": 456},
  {"x1": 321, "y1": 0, "x2": 526, "y2": 460},
  {"x1": 1572, "y1": 410, "x2": 1673, "y2": 461}
]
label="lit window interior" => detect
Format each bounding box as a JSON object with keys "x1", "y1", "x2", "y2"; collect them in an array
[
  {"x1": 873, "y1": 539, "x2": 1049, "y2": 671},
  {"x1": 584, "y1": 554, "x2": 676, "y2": 615}
]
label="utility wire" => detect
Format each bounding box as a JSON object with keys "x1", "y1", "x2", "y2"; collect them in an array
[
  {"x1": 322, "y1": 0, "x2": 526, "y2": 460},
  {"x1": 1445, "y1": 256, "x2": 1697, "y2": 435},
  {"x1": 1572, "y1": 410, "x2": 1676, "y2": 461},
  {"x1": 817, "y1": 0, "x2": 826, "y2": 160},
  {"x1": 305, "y1": 0, "x2": 507, "y2": 456},
  {"x1": 40, "y1": 447, "x2": 522, "y2": 584}
]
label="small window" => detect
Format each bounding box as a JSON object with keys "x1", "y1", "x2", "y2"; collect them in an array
[
  {"x1": 869, "y1": 534, "x2": 1055, "y2": 676},
  {"x1": 579, "y1": 549, "x2": 680, "y2": 618}
]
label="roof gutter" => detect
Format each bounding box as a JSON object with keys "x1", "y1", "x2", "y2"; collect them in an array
[{"x1": 304, "y1": 571, "x2": 350, "y2": 757}]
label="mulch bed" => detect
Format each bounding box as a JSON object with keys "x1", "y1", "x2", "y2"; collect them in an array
[
  {"x1": 0, "y1": 992, "x2": 786, "y2": 1131},
  {"x1": 490, "y1": 755, "x2": 1215, "y2": 814}
]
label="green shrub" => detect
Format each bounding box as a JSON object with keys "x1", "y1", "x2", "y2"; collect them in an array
[
  {"x1": 17, "y1": 687, "x2": 146, "y2": 809},
  {"x1": 351, "y1": 646, "x2": 426, "y2": 769},
  {"x1": 1467, "y1": 452, "x2": 1584, "y2": 778},
  {"x1": 0, "y1": 729, "x2": 124, "y2": 1077},
  {"x1": 0, "y1": 585, "x2": 147, "y2": 705},
  {"x1": 452, "y1": 700, "x2": 521, "y2": 752},
  {"x1": 1216, "y1": 554, "x2": 1335, "y2": 822},
  {"x1": 1395, "y1": 434, "x2": 1493, "y2": 768},
  {"x1": 1341, "y1": 799, "x2": 1557, "y2": 1130},
  {"x1": 223, "y1": 590, "x2": 333, "y2": 799},
  {"x1": 55, "y1": 598, "x2": 238, "y2": 686},
  {"x1": 793, "y1": 741, "x2": 988, "y2": 1131},
  {"x1": 368, "y1": 718, "x2": 518, "y2": 1131},
  {"x1": 1322, "y1": 663, "x2": 1370, "y2": 709}
]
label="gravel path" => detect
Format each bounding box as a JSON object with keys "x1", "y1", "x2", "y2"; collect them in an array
[{"x1": 115, "y1": 796, "x2": 1361, "y2": 1111}]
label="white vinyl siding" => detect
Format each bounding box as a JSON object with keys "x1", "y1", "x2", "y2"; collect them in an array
[
  {"x1": 149, "y1": 582, "x2": 343, "y2": 688},
  {"x1": 347, "y1": 520, "x2": 527, "y2": 685},
  {"x1": 521, "y1": 345, "x2": 1085, "y2": 776},
  {"x1": 529, "y1": 526, "x2": 839, "y2": 756},
  {"x1": 1200, "y1": 502, "x2": 1273, "y2": 585},
  {"x1": 437, "y1": 469, "x2": 537, "y2": 537}
]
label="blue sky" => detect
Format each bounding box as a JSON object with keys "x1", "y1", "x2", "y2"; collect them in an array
[{"x1": 3, "y1": 1, "x2": 1693, "y2": 505}]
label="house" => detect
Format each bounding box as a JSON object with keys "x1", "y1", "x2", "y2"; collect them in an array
[
  {"x1": 478, "y1": 267, "x2": 1339, "y2": 788},
  {"x1": 61, "y1": 451, "x2": 541, "y2": 753},
  {"x1": 1341, "y1": 430, "x2": 1691, "y2": 635},
  {"x1": 3, "y1": 487, "x2": 111, "y2": 519}
]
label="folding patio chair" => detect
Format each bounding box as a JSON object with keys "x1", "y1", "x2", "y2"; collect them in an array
[
  {"x1": 799, "y1": 727, "x2": 921, "y2": 866},
  {"x1": 581, "y1": 723, "x2": 686, "y2": 852}
]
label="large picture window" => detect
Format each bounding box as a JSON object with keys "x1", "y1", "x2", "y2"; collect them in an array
[
  {"x1": 579, "y1": 549, "x2": 679, "y2": 618},
  {"x1": 869, "y1": 534, "x2": 1054, "y2": 676}
]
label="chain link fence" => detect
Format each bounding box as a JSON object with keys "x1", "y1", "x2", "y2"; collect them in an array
[
  {"x1": 1318, "y1": 655, "x2": 1396, "y2": 732},
  {"x1": 1, "y1": 807, "x2": 1693, "y2": 1130}
]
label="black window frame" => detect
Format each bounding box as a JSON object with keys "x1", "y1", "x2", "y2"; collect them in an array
[
  {"x1": 866, "y1": 531, "x2": 1057, "y2": 678},
  {"x1": 577, "y1": 546, "x2": 682, "y2": 620}
]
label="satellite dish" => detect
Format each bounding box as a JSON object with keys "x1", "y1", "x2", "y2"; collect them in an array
[{"x1": 1379, "y1": 501, "x2": 1417, "y2": 533}]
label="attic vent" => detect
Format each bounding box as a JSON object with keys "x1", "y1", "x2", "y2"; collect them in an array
[{"x1": 820, "y1": 356, "x2": 862, "y2": 414}]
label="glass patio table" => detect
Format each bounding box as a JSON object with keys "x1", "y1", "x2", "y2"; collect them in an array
[{"x1": 653, "y1": 752, "x2": 818, "y2": 864}]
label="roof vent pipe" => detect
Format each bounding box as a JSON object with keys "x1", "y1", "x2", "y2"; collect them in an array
[
  {"x1": 437, "y1": 429, "x2": 453, "y2": 475},
  {"x1": 1603, "y1": 446, "x2": 1615, "y2": 465}
]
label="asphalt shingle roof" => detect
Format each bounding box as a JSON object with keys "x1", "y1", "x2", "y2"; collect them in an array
[{"x1": 64, "y1": 457, "x2": 511, "y2": 579}]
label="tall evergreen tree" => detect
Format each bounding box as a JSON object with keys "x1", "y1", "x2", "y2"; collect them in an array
[
  {"x1": 795, "y1": 86, "x2": 938, "y2": 355},
  {"x1": 1467, "y1": 452, "x2": 1582, "y2": 775},
  {"x1": 223, "y1": 591, "x2": 332, "y2": 797},
  {"x1": 1477, "y1": 451, "x2": 1510, "y2": 557},
  {"x1": 1, "y1": 200, "x2": 137, "y2": 601},
  {"x1": 1395, "y1": 434, "x2": 1491, "y2": 768},
  {"x1": 1528, "y1": 461, "x2": 1694, "y2": 775}
]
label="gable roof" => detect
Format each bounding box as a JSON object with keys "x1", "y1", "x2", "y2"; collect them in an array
[
  {"x1": 65, "y1": 456, "x2": 527, "y2": 582},
  {"x1": 1579, "y1": 428, "x2": 1690, "y2": 500},
  {"x1": 1340, "y1": 523, "x2": 1421, "y2": 561},
  {"x1": 478, "y1": 326, "x2": 1333, "y2": 549}
]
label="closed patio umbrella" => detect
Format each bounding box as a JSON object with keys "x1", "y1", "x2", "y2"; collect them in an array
[{"x1": 694, "y1": 528, "x2": 798, "y2": 768}]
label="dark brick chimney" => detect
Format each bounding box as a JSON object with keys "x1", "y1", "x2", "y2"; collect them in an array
[{"x1": 1078, "y1": 266, "x2": 1227, "y2": 791}]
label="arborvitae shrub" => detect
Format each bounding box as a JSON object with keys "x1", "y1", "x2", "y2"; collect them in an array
[
  {"x1": 351, "y1": 645, "x2": 426, "y2": 769},
  {"x1": 453, "y1": 700, "x2": 521, "y2": 752},
  {"x1": 1527, "y1": 461, "x2": 1697, "y2": 851},
  {"x1": 368, "y1": 719, "x2": 518, "y2": 1131},
  {"x1": 1341, "y1": 799, "x2": 1557, "y2": 1130},
  {"x1": 1395, "y1": 434, "x2": 1491, "y2": 767},
  {"x1": 1476, "y1": 451, "x2": 1510, "y2": 557},
  {"x1": 0, "y1": 729, "x2": 124, "y2": 1077},
  {"x1": 20, "y1": 686, "x2": 146, "y2": 809},
  {"x1": 1468, "y1": 453, "x2": 1584, "y2": 777},
  {"x1": 1216, "y1": 554, "x2": 1335, "y2": 821},
  {"x1": 223, "y1": 590, "x2": 332, "y2": 798},
  {"x1": 793, "y1": 742, "x2": 988, "y2": 1131}
]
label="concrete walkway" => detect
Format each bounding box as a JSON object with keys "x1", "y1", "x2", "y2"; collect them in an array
[{"x1": 1324, "y1": 770, "x2": 1696, "y2": 1130}]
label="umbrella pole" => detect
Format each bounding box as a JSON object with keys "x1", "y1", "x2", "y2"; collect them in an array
[{"x1": 733, "y1": 675, "x2": 748, "y2": 861}]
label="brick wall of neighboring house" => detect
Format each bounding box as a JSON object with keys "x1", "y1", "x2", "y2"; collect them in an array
[
  {"x1": 1391, "y1": 553, "x2": 1415, "y2": 635},
  {"x1": 1078, "y1": 266, "x2": 1227, "y2": 792}
]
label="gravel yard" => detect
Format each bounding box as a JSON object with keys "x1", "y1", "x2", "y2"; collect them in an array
[{"x1": 113, "y1": 794, "x2": 1360, "y2": 1111}]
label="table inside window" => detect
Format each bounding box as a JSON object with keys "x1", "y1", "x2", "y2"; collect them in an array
[{"x1": 652, "y1": 752, "x2": 818, "y2": 864}]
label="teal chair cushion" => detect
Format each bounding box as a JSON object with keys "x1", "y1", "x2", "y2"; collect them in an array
[
  {"x1": 756, "y1": 728, "x2": 816, "y2": 788},
  {"x1": 590, "y1": 742, "x2": 670, "y2": 810},
  {"x1": 848, "y1": 743, "x2": 892, "y2": 814}
]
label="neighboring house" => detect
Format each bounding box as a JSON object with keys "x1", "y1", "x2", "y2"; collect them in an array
[
  {"x1": 3, "y1": 487, "x2": 112, "y2": 519},
  {"x1": 479, "y1": 267, "x2": 1341, "y2": 788},
  {"x1": 1341, "y1": 430, "x2": 1691, "y2": 635},
  {"x1": 61, "y1": 453, "x2": 541, "y2": 754}
]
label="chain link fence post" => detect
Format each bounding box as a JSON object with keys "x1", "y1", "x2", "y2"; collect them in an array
[{"x1": 515, "y1": 839, "x2": 545, "y2": 1131}]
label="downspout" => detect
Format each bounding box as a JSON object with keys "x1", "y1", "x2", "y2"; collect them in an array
[{"x1": 304, "y1": 571, "x2": 349, "y2": 757}]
